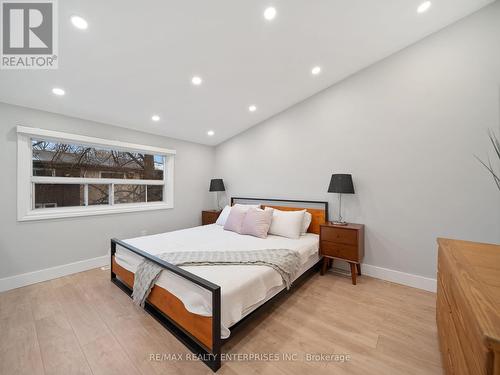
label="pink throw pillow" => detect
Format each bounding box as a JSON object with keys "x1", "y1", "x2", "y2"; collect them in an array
[
  {"x1": 240, "y1": 207, "x2": 274, "y2": 239},
  {"x1": 223, "y1": 206, "x2": 247, "y2": 234}
]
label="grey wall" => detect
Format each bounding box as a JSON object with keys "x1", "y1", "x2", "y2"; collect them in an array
[
  {"x1": 0, "y1": 102, "x2": 215, "y2": 278},
  {"x1": 215, "y1": 3, "x2": 500, "y2": 279},
  {"x1": 2, "y1": 3, "x2": 500, "y2": 283}
]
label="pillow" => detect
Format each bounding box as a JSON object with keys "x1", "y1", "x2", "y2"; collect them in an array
[
  {"x1": 301, "y1": 211, "x2": 312, "y2": 234},
  {"x1": 223, "y1": 206, "x2": 247, "y2": 234},
  {"x1": 240, "y1": 207, "x2": 274, "y2": 239},
  {"x1": 269, "y1": 209, "x2": 306, "y2": 239},
  {"x1": 216, "y1": 204, "x2": 259, "y2": 226},
  {"x1": 215, "y1": 205, "x2": 231, "y2": 226},
  {"x1": 234, "y1": 203, "x2": 261, "y2": 210}
]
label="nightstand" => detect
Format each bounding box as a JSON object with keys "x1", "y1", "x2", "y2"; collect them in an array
[
  {"x1": 319, "y1": 222, "x2": 364, "y2": 285},
  {"x1": 202, "y1": 210, "x2": 221, "y2": 225}
]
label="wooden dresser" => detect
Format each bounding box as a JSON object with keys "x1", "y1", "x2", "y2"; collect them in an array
[{"x1": 437, "y1": 238, "x2": 500, "y2": 375}]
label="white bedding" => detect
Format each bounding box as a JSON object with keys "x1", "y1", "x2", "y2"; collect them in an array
[{"x1": 115, "y1": 224, "x2": 319, "y2": 338}]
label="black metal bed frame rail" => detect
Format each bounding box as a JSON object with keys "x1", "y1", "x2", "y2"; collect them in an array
[{"x1": 110, "y1": 238, "x2": 222, "y2": 372}]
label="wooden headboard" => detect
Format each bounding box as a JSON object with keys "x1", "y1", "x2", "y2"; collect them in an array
[{"x1": 230, "y1": 197, "x2": 328, "y2": 235}]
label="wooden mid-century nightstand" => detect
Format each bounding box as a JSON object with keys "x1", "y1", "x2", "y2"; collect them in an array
[
  {"x1": 201, "y1": 210, "x2": 221, "y2": 225},
  {"x1": 319, "y1": 222, "x2": 364, "y2": 285}
]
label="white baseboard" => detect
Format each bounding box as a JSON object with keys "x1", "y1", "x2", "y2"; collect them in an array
[
  {"x1": 0, "y1": 255, "x2": 437, "y2": 294},
  {"x1": 358, "y1": 263, "x2": 437, "y2": 292},
  {"x1": 0, "y1": 255, "x2": 109, "y2": 293}
]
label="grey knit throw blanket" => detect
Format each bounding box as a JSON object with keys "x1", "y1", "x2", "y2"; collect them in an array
[{"x1": 132, "y1": 249, "x2": 301, "y2": 307}]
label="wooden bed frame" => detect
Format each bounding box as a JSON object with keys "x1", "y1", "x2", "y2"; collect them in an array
[{"x1": 110, "y1": 197, "x2": 328, "y2": 372}]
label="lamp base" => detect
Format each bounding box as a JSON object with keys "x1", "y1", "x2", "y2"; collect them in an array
[{"x1": 332, "y1": 221, "x2": 348, "y2": 226}]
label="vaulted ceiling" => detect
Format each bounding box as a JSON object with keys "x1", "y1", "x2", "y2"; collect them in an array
[{"x1": 0, "y1": 0, "x2": 495, "y2": 145}]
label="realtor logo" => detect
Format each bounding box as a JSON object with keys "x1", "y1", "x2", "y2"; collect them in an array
[{"x1": 1, "y1": 0, "x2": 58, "y2": 69}]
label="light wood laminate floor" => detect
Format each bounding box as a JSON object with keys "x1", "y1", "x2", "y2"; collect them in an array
[{"x1": 0, "y1": 267, "x2": 442, "y2": 375}]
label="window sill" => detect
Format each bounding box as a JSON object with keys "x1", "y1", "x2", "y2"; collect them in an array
[{"x1": 18, "y1": 202, "x2": 173, "y2": 222}]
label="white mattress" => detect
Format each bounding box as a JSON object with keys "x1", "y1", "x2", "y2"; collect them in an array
[{"x1": 115, "y1": 224, "x2": 319, "y2": 338}]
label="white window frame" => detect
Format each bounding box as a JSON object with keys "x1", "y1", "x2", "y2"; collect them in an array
[{"x1": 17, "y1": 126, "x2": 176, "y2": 221}]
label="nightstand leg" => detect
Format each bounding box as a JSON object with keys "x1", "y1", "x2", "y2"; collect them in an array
[
  {"x1": 328, "y1": 258, "x2": 333, "y2": 269},
  {"x1": 356, "y1": 263, "x2": 361, "y2": 275},
  {"x1": 350, "y1": 263, "x2": 357, "y2": 285},
  {"x1": 321, "y1": 257, "x2": 328, "y2": 275}
]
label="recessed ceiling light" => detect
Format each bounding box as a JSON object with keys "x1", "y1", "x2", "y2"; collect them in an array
[
  {"x1": 417, "y1": 1, "x2": 431, "y2": 13},
  {"x1": 264, "y1": 7, "x2": 277, "y2": 21},
  {"x1": 71, "y1": 15, "x2": 88, "y2": 30},
  {"x1": 248, "y1": 105, "x2": 257, "y2": 112},
  {"x1": 207, "y1": 130, "x2": 215, "y2": 136},
  {"x1": 52, "y1": 87, "x2": 65, "y2": 96},
  {"x1": 191, "y1": 76, "x2": 203, "y2": 85},
  {"x1": 311, "y1": 66, "x2": 321, "y2": 75},
  {"x1": 151, "y1": 115, "x2": 160, "y2": 122}
]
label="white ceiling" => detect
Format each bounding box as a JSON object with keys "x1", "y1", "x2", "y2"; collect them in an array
[{"x1": 0, "y1": 0, "x2": 495, "y2": 145}]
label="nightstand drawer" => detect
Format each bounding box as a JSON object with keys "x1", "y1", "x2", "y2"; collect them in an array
[
  {"x1": 202, "y1": 210, "x2": 221, "y2": 225},
  {"x1": 320, "y1": 227, "x2": 358, "y2": 246},
  {"x1": 320, "y1": 241, "x2": 359, "y2": 261}
]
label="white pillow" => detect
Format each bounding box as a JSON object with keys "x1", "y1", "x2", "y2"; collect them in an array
[
  {"x1": 301, "y1": 211, "x2": 312, "y2": 234},
  {"x1": 215, "y1": 204, "x2": 261, "y2": 226},
  {"x1": 215, "y1": 205, "x2": 231, "y2": 226},
  {"x1": 269, "y1": 209, "x2": 305, "y2": 239},
  {"x1": 234, "y1": 203, "x2": 261, "y2": 210}
]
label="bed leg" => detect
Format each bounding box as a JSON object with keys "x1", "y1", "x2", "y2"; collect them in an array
[
  {"x1": 110, "y1": 239, "x2": 116, "y2": 280},
  {"x1": 210, "y1": 286, "x2": 222, "y2": 371}
]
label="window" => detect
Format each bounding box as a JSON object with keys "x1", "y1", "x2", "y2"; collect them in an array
[{"x1": 17, "y1": 126, "x2": 175, "y2": 221}]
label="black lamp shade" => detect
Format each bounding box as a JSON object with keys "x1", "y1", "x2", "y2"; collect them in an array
[
  {"x1": 209, "y1": 179, "x2": 225, "y2": 192},
  {"x1": 328, "y1": 174, "x2": 355, "y2": 194}
]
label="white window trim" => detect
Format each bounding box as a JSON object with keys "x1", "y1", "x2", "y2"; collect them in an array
[{"x1": 17, "y1": 126, "x2": 175, "y2": 222}]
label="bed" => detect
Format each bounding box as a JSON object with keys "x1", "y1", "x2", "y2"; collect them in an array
[{"x1": 110, "y1": 197, "x2": 328, "y2": 371}]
